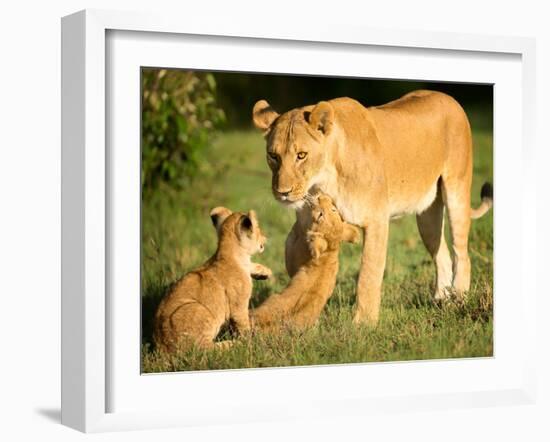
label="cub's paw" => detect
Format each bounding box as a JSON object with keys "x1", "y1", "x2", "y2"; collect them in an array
[
  {"x1": 306, "y1": 231, "x2": 328, "y2": 260},
  {"x1": 251, "y1": 263, "x2": 273, "y2": 280}
]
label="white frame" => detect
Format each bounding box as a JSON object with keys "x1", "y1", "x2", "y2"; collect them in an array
[{"x1": 61, "y1": 9, "x2": 537, "y2": 433}]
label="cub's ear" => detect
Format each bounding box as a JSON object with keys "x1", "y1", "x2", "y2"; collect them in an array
[
  {"x1": 239, "y1": 214, "x2": 253, "y2": 236},
  {"x1": 317, "y1": 194, "x2": 333, "y2": 206},
  {"x1": 309, "y1": 101, "x2": 334, "y2": 135},
  {"x1": 247, "y1": 209, "x2": 258, "y2": 225},
  {"x1": 342, "y1": 223, "x2": 362, "y2": 244},
  {"x1": 252, "y1": 99, "x2": 279, "y2": 131},
  {"x1": 210, "y1": 206, "x2": 232, "y2": 233}
]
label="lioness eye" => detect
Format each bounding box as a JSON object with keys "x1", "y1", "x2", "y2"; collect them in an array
[
  {"x1": 268, "y1": 152, "x2": 278, "y2": 161},
  {"x1": 297, "y1": 152, "x2": 307, "y2": 160}
]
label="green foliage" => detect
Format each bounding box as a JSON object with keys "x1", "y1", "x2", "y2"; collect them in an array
[
  {"x1": 141, "y1": 127, "x2": 493, "y2": 373},
  {"x1": 214, "y1": 72, "x2": 493, "y2": 128},
  {"x1": 141, "y1": 69, "x2": 225, "y2": 193}
]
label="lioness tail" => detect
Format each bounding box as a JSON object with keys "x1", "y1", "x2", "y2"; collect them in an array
[{"x1": 471, "y1": 182, "x2": 493, "y2": 220}]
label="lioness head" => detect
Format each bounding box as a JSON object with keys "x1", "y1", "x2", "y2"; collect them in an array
[
  {"x1": 210, "y1": 207, "x2": 267, "y2": 255},
  {"x1": 306, "y1": 194, "x2": 361, "y2": 259},
  {"x1": 252, "y1": 99, "x2": 335, "y2": 208}
]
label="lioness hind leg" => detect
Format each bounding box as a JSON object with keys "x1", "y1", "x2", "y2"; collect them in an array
[
  {"x1": 442, "y1": 178, "x2": 472, "y2": 297},
  {"x1": 416, "y1": 183, "x2": 453, "y2": 300}
]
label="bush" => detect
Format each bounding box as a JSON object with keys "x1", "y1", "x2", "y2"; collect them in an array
[{"x1": 141, "y1": 69, "x2": 226, "y2": 193}]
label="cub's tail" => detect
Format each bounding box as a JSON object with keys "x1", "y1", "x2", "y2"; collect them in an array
[{"x1": 471, "y1": 182, "x2": 493, "y2": 220}]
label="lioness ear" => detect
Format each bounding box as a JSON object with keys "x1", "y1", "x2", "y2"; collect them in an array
[
  {"x1": 342, "y1": 223, "x2": 362, "y2": 244},
  {"x1": 309, "y1": 101, "x2": 334, "y2": 135},
  {"x1": 210, "y1": 206, "x2": 232, "y2": 233},
  {"x1": 252, "y1": 99, "x2": 279, "y2": 131}
]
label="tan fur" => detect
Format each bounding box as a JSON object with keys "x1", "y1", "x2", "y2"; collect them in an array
[
  {"x1": 251, "y1": 194, "x2": 361, "y2": 331},
  {"x1": 153, "y1": 208, "x2": 270, "y2": 353},
  {"x1": 253, "y1": 90, "x2": 493, "y2": 325}
]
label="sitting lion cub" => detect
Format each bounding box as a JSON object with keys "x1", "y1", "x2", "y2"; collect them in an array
[
  {"x1": 251, "y1": 194, "x2": 361, "y2": 330},
  {"x1": 154, "y1": 207, "x2": 271, "y2": 353}
]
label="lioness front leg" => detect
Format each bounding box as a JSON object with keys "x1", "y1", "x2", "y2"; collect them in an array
[{"x1": 353, "y1": 219, "x2": 389, "y2": 325}]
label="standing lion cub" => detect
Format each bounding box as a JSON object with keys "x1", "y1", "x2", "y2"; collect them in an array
[
  {"x1": 251, "y1": 194, "x2": 361, "y2": 330},
  {"x1": 154, "y1": 207, "x2": 271, "y2": 353}
]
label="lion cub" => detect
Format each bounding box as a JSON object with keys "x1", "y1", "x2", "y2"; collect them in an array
[
  {"x1": 154, "y1": 207, "x2": 271, "y2": 353},
  {"x1": 251, "y1": 194, "x2": 361, "y2": 330}
]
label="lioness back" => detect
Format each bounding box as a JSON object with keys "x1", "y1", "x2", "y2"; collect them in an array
[
  {"x1": 320, "y1": 91, "x2": 471, "y2": 218},
  {"x1": 366, "y1": 90, "x2": 471, "y2": 216}
]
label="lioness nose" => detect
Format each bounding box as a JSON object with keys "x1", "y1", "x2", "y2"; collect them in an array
[{"x1": 276, "y1": 187, "x2": 293, "y2": 197}]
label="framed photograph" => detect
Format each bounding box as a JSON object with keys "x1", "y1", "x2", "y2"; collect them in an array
[{"x1": 61, "y1": 9, "x2": 537, "y2": 433}]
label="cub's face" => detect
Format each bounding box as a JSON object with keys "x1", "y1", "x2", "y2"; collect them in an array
[
  {"x1": 307, "y1": 194, "x2": 361, "y2": 258},
  {"x1": 310, "y1": 195, "x2": 348, "y2": 243},
  {"x1": 236, "y1": 210, "x2": 267, "y2": 255},
  {"x1": 252, "y1": 100, "x2": 335, "y2": 208},
  {"x1": 210, "y1": 207, "x2": 267, "y2": 256}
]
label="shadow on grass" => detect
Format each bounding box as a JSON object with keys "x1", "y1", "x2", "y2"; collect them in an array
[
  {"x1": 398, "y1": 281, "x2": 434, "y2": 309},
  {"x1": 141, "y1": 282, "x2": 170, "y2": 347},
  {"x1": 250, "y1": 281, "x2": 275, "y2": 308}
]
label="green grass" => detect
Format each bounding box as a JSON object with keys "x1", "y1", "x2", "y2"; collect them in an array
[{"x1": 141, "y1": 129, "x2": 493, "y2": 373}]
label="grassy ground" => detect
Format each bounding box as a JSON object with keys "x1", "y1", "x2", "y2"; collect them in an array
[{"x1": 141, "y1": 127, "x2": 493, "y2": 373}]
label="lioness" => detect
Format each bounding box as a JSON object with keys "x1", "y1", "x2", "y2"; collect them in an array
[
  {"x1": 251, "y1": 194, "x2": 361, "y2": 331},
  {"x1": 154, "y1": 207, "x2": 271, "y2": 352},
  {"x1": 252, "y1": 90, "x2": 493, "y2": 325}
]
